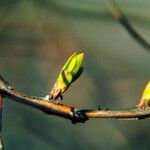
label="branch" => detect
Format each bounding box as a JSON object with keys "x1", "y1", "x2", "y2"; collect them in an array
[
  {"x1": 106, "y1": 0, "x2": 150, "y2": 51},
  {"x1": 0, "y1": 95, "x2": 3, "y2": 150},
  {"x1": 0, "y1": 75, "x2": 150, "y2": 124}
]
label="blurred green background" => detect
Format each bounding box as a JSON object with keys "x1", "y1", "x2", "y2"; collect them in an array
[{"x1": 0, "y1": 0, "x2": 150, "y2": 149}]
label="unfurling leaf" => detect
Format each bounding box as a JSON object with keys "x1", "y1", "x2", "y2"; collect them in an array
[
  {"x1": 48, "y1": 52, "x2": 84, "y2": 101},
  {"x1": 137, "y1": 81, "x2": 150, "y2": 108}
]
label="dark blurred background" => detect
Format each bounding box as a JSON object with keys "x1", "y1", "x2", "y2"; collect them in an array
[{"x1": 0, "y1": 0, "x2": 150, "y2": 150}]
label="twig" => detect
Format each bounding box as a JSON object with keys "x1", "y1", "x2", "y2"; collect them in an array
[
  {"x1": 0, "y1": 74, "x2": 150, "y2": 124},
  {"x1": 106, "y1": 0, "x2": 150, "y2": 50},
  {"x1": 0, "y1": 95, "x2": 4, "y2": 150}
]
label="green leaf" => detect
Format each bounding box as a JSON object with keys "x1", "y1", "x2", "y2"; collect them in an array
[
  {"x1": 49, "y1": 52, "x2": 84, "y2": 100},
  {"x1": 71, "y1": 67, "x2": 84, "y2": 83}
]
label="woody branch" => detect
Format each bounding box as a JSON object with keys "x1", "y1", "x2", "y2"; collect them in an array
[{"x1": 0, "y1": 74, "x2": 150, "y2": 124}]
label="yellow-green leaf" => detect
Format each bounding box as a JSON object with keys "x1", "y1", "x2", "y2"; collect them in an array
[
  {"x1": 137, "y1": 81, "x2": 150, "y2": 108},
  {"x1": 49, "y1": 52, "x2": 84, "y2": 100}
]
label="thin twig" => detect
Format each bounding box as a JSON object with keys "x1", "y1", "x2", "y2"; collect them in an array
[
  {"x1": 0, "y1": 75, "x2": 150, "y2": 124},
  {"x1": 0, "y1": 95, "x2": 4, "y2": 150},
  {"x1": 106, "y1": 0, "x2": 150, "y2": 50}
]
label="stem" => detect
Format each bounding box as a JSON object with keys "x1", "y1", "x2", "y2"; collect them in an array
[
  {"x1": 106, "y1": 0, "x2": 150, "y2": 50},
  {"x1": 0, "y1": 74, "x2": 150, "y2": 124},
  {"x1": 0, "y1": 95, "x2": 3, "y2": 150}
]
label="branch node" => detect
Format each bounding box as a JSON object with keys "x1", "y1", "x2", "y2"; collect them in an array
[{"x1": 71, "y1": 109, "x2": 89, "y2": 124}]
